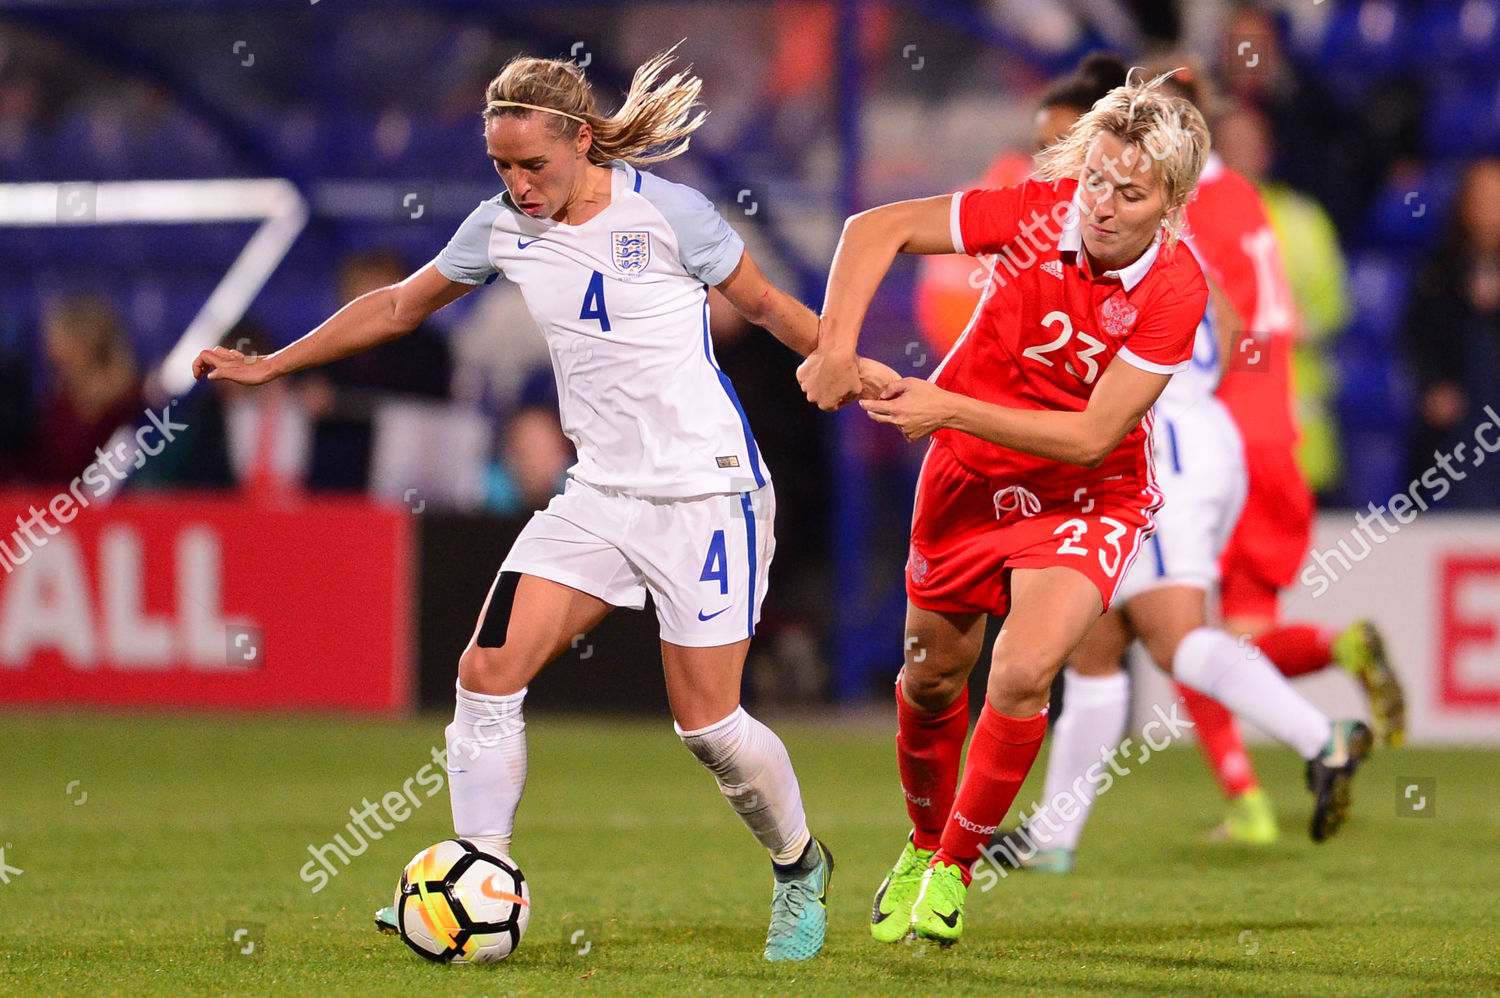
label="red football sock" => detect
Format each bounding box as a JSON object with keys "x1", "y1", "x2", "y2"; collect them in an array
[
  {"x1": 896, "y1": 680, "x2": 970, "y2": 852},
  {"x1": 936, "y1": 700, "x2": 1048, "y2": 876},
  {"x1": 1175, "y1": 684, "x2": 1258, "y2": 799},
  {"x1": 1253, "y1": 624, "x2": 1335, "y2": 678}
]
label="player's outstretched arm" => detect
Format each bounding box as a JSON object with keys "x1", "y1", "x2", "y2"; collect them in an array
[
  {"x1": 799, "y1": 195, "x2": 957, "y2": 411},
  {"x1": 716, "y1": 250, "x2": 820, "y2": 357},
  {"x1": 715, "y1": 249, "x2": 901, "y2": 400},
  {"x1": 191, "y1": 261, "x2": 475, "y2": 385},
  {"x1": 861, "y1": 357, "x2": 1170, "y2": 467}
]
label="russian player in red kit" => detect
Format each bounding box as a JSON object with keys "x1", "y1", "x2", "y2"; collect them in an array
[{"x1": 799, "y1": 73, "x2": 1212, "y2": 946}]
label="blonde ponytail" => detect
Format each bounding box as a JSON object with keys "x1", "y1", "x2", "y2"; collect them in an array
[{"x1": 482, "y1": 46, "x2": 708, "y2": 166}]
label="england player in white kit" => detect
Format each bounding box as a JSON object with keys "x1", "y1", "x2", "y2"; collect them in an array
[
  {"x1": 193, "y1": 51, "x2": 892, "y2": 961},
  {"x1": 438, "y1": 131, "x2": 778, "y2": 649}
]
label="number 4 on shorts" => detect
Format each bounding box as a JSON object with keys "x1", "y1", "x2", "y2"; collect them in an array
[{"x1": 700, "y1": 529, "x2": 728, "y2": 594}]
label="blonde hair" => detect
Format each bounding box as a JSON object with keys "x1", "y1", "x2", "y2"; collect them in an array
[
  {"x1": 482, "y1": 47, "x2": 707, "y2": 166},
  {"x1": 1036, "y1": 68, "x2": 1210, "y2": 248}
]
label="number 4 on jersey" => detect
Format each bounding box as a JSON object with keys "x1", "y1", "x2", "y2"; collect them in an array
[{"x1": 580, "y1": 270, "x2": 611, "y2": 332}]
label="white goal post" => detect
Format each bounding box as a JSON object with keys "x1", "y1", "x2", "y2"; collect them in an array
[{"x1": 0, "y1": 178, "x2": 309, "y2": 398}]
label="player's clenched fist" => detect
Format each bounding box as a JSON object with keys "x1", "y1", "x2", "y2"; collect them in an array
[
  {"x1": 192, "y1": 345, "x2": 275, "y2": 386},
  {"x1": 859, "y1": 377, "x2": 956, "y2": 442},
  {"x1": 796, "y1": 347, "x2": 863, "y2": 411},
  {"x1": 856, "y1": 356, "x2": 900, "y2": 401}
]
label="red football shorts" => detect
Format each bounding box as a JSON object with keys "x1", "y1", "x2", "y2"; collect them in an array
[
  {"x1": 1218, "y1": 442, "x2": 1315, "y2": 621},
  {"x1": 906, "y1": 442, "x2": 1159, "y2": 616}
]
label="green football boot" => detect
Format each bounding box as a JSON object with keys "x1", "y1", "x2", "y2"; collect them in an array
[
  {"x1": 870, "y1": 835, "x2": 934, "y2": 943},
  {"x1": 1208, "y1": 787, "x2": 1280, "y2": 845},
  {"x1": 907, "y1": 859, "x2": 967, "y2": 946},
  {"x1": 1332, "y1": 621, "x2": 1406, "y2": 748}
]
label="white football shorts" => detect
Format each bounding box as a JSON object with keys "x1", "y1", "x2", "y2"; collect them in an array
[
  {"x1": 1115, "y1": 398, "x2": 1248, "y2": 604},
  {"x1": 499, "y1": 476, "x2": 775, "y2": 647}
]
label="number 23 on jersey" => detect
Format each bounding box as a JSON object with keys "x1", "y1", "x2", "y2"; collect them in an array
[{"x1": 1021, "y1": 310, "x2": 1107, "y2": 384}]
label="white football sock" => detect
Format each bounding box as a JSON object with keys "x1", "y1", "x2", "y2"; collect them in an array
[
  {"x1": 676, "y1": 706, "x2": 811, "y2": 865},
  {"x1": 1030, "y1": 668, "x2": 1130, "y2": 852},
  {"x1": 1173, "y1": 628, "x2": 1333, "y2": 760},
  {"x1": 446, "y1": 681, "x2": 528, "y2": 857}
]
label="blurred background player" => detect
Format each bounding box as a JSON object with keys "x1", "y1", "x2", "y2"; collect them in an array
[
  {"x1": 192, "y1": 49, "x2": 897, "y2": 962},
  {"x1": 1156, "y1": 59, "x2": 1406, "y2": 844},
  {"x1": 1401, "y1": 157, "x2": 1500, "y2": 508}
]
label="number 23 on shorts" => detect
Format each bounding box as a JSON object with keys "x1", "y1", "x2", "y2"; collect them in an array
[{"x1": 1053, "y1": 515, "x2": 1131, "y2": 578}]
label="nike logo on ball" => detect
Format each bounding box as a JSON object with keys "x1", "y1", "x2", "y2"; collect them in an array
[
  {"x1": 697, "y1": 607, "x2": 730, "y2": 621},
  {"x1": 480, "y1": 875, "x2": 530, "y2": 907}
]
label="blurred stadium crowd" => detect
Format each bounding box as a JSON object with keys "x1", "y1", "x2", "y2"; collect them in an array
[{"x1": 2, "y1": 0, "x2": 1498, "y2": 514}]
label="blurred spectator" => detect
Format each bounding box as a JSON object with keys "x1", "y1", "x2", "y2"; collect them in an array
[
  {"x1": 1216, "y1": 98, "x2": 1350, "y2": 498},
  {"x1": 484, "y1": 367, "x2": 571, "y2": 515},
  {"x1": 131, "y1": 321, "x2": 313, "y2": 494},
  {"x1": 1215, "y1": 4, "x2": 1418, "y2": 236},
  {"x1": 983, "y1": 0, "x2": 1175, "y2": 56},
  {"x1": 321, "y1": 249, "x2": 453, "y2": 398},
  {"x1": 22, "y1": 296, "x2": 143, "y2": 484},
  {"x1": 306, "y1": 249, "x2": 454, "y2": 490},
  {"x1": 449, "y1": 281, "x2": 551, "y2": 413},
  {"x1": 1400, "y1": 158, "x2": 1500, "y2": 509}
]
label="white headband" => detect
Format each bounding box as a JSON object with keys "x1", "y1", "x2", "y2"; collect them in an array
[{"x1": 487, "y1": 100, "x2": 587, "y2": 125}]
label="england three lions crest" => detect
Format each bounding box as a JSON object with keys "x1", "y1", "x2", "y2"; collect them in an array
[{"x1": 612, "y1": 231, "x2": 651, "y2": 275}]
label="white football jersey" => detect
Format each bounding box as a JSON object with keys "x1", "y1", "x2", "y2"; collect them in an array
[
  {"x1": 437, "y1": 160, "x2": 765, "y2": 499},
  {"x1": 1151, "y1": 296, "x2": 1223, "y2": 422}
]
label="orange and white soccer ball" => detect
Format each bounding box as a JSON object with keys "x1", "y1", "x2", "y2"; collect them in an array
[{"x1": 394, "y1": 839, "x2": 530, "y2": 963}]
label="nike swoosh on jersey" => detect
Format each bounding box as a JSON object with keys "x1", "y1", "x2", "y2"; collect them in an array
[
  {"x1": 517, "y1": 236, "x2": 542, "y2": 249},
  {"x1": 697, "y1": 607, "x2": 730, "y2": 621}
]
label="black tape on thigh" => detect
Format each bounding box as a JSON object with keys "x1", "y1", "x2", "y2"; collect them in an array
[{"x1": 476, "y1": 571, "x2": 521, "y2": 649}]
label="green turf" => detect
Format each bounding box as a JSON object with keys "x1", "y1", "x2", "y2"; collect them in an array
[{"x1": 1, "y1": 710, "x2": 1496, "y2": 996}]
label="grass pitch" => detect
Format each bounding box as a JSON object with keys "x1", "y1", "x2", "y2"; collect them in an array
[{"x1": 1, "y1": 710, "x2": 1496, "y2": 996}]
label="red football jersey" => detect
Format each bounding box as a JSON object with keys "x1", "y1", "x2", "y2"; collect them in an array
[
  {"x1": 1185, "y1": 157, "x2": 1299, "y2": 448},
  {"x1": 932, "y1": 177, "x2": 1209, "y2": 500}
]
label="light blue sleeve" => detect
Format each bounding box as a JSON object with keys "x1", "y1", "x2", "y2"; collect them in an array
[
  {"x1": 435, "y1": 198, "x2": 503, "y2": 285},
  {"x1": 637, "y1": 172, "x2": 746, "y2": 286}
]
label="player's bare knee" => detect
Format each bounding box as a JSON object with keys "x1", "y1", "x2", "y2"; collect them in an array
[
  {"x1": 900, "y1": 664, "x2": 968, "y2": 713},
  {"x1": 989, "y1": 646, "x2": 1062, "y2": 705},
  {"x1": 458, "y1": 644, "x2": 529, "y2": 697}
]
